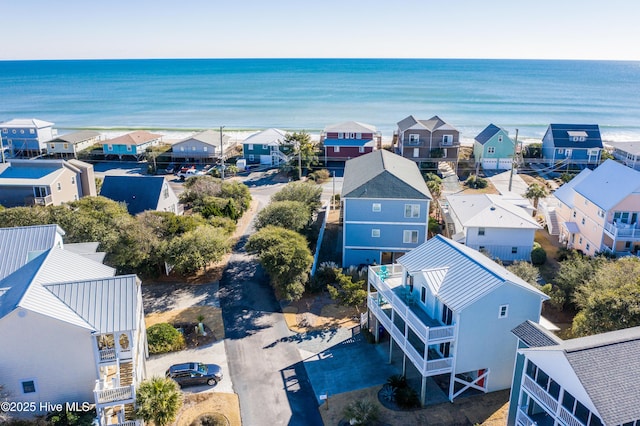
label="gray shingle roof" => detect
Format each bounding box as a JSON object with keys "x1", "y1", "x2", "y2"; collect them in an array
[
  {"x1": 606, "y1": 140, "x2": 640, "y2": 156},
  {"x1": 397, "y1": 235, "x2": 547, "y2": 312},
  {"x1": 342, "y1": 150, "x2": 431, "y2": 199},
  {"x1": 49, "y1": 130, "x2": 101, "y2": 144},
  {"x1": 512, "y1": 320, "x2": 562, "y2": 348},
  {"x1": 100, "y1": 175, "x2": 167, "y2": 215},
  {"x1": 0, "y1": 224, "x2": 64, "y2": 280},
  {"x1": 397, "y1": 115, "x2": 458, "y2": 133}
]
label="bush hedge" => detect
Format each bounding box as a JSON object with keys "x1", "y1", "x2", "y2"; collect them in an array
[{"x1": 147, "y1": 323, "x2": 186, "y2": 354}]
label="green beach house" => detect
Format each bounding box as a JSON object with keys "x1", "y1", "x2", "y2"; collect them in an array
[
  {"x1": 242, "y1": 128, "x2": 292, "y2": 166},
  {"x1": 473, "y1": 124, "x2": 515, "y2": 170}
]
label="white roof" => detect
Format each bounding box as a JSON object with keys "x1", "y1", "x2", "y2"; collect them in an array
[
  {"x1": 553, "y1": 168, "x2": 591, "y2": 208},
  {"x1": 0, "y1": 224, "x2": 65, "y2": 280},
  {"x1": 243, "y1": 128, "x2": 288, "y2": 146},
  {"x1": 606, "y1": 141, "x2": 640, "y2": 156},
  {"x1": 397, "y1": 235, "x2": 548, "y2": 312},
  {"x1": 0, "y1": 118, "x2": 54, "y2": 128},
  {"x1": 558, "y1": 159, "x2": 640, "y2": 211},
  {"x1": 324, "y1": 121, "x2": 377, "y2": 133},
  {"x1": 446, "y1": 194, "x2": 540, "y2": 232}
]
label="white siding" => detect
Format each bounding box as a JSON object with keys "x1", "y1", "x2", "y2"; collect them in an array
[
  {"x1": 0, "y1": 309, "x2": 97, "y2": 411},
  {"x1": 465, "y1": 227, "x2": 536, "y2": 262}
]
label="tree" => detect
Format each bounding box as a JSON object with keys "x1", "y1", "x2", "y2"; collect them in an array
[
  {"x1": 180, "y1": 175, "x2": 222, "y2": 204},
  {"x1": 165, "y1": 226, "x2": 230, "y2": 274},
  {"x1": 523, "y1": 182, "x2": 548, "y2": 211},
  {"x1": 426, "y1": 180, "x2": 441, "y2": 200},
  {"x1": 246, "y1": 226, "x2": 313, "y2": 301},
  {"x1": 524, "y1": 143, "x2": 542, "y2": 158},
  {"x1": 554, "y1": 251, "x2": 606, "y2": 310},
  {"x1": 0, "y1": 205, "x2": 50, "y2": 227},
  {"x1": 572, "y1": 257, "x2": 640, "y2": 336},
  {"x1": 327, "y1": 270, "x2": 367, "y2": 314},
  {"x1": 147, "y1": 323, "x2": 186, "y2": 354},
  {"x1": 271, "y1": 181, "x2": 322, "y2": 212},
  {"x1": 283, "y1": 131, "x2": 318, "y2": 179},
  {"x1": 254, "y1": 200, "x2": 311, "y2": 232},
  {"x1": 507, "y1": 261, "x2": 540, "y2": 286},
  {"x1": 219, "y1": 180, "x2": 252, "y2": 214},
  {"x1": 136, "y1": 377, "x2": 183, "y2": 426}
]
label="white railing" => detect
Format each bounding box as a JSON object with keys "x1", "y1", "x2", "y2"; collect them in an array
[
  {"x1": 523, "y1": 375, "x2": 558, "y2": 413},
  {"x1": 516, "y1": 408, "x2": 537, "y2": 426},
  {"x1": 604, "y1": 221, "x2": 640, "y2": 239},
  {"x1": 94, "y1": 383, "x2": 135, "y2": 405},
  {"x1": 99, "y1": 348, "x2": 117, "y2": 363},
  {"x1": 559, "y1": 406, "x2": 583, "y2": 426},
  {"x1": 114, "y1": 422, "x2": 141, "y2": 426}
]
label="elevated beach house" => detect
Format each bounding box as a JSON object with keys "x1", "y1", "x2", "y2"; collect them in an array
[
  {"x1": 242, "y1": 128, "x2": 292, "y2": 166},
  {"x1": 46, "y1": 130, "x2": 102, "y2": 158},
  {"x1": 102, "y1": 130, "x2": 163, "y2": 160},
  {"x1": 0, "y1": 118, "x2": 56, "y2": 158},
  {"x1": 100, "y1": 175, "x2": 182, "y2": 216},
  {"x1": 367, "y1": 235, "x2": 548, "y2": 405},
  {"x1": 395, "y1": 115, "x2": 460, "y2": 170},
  {"x1": 320, "y1": 121, "x2": 381, "y2": 163},
  {"x1": 0, "y1": 224, "x2": 148, "y2": 426},
  {"x1": 0, "y1": 159, "x2": 97, "y2": 207},
  {"x1": 508, "y1": 323, "x2": 640, "y2": 426},
  {"x1": 443, "y1": 194, "x2": 541, "y2": 262},
  {"x1": 473, "y1": 124, "x2": 516, "y2": 170},
  {"x1": 342, "y1": 149, "x2": 431, "y2": 267},
  {"x1": 552, "y1": 159, "x2": 640, "y2": 256},
  {"x1": 607, "y1": 140, "x2": 640, "y2": 171},
  {"x1": 541, "y1": 124, "x2": 603, "y2": 167},
  {"x1": 171, "y1": 129, "x2": 232, "y2": 164}
]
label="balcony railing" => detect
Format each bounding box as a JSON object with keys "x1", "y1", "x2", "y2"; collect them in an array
[
  {"x1": 516, "y1": 408, "x2": 537, "y2": 426},
  {"x1": 559, "y1": 406, "x2": 583, "y2": 426},
  {"x1": 94, "y1": 383, "x2": 135, "y2": 406},
  {"x1": 114, "y1": 421, "x2": 141, "y2": 426},
  {"x1": 99, "y1": 348, "x2": 117, "y2": 363},
  {"x1": 522, "y1": 375, "x2": 558, "y2": 413},
  {"x1": 604, "y1": 221, "x2": 640, "y2": 239},
  {"x1": 25, "y1": 194, "x2": 53, "y2": 206}
]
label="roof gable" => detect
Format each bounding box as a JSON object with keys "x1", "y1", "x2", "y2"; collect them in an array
[
  {"x1": 100, "y1": 175, "x2": 169, "y2": 215},
  {"x1": 547, "y1": 124, "x2": 603, "y2": 149},
  {"x1": 342, "y1": 150, "x2": 431, "y2": 199},
  {"x1": 0, "y1": 118, "x2": 54, "y2": 128},
  {"x1": 512, "y1": 320, "x2": 562, "y2": 348},
  {"x1": 398, "y1": 235, "x2": 547, "y2": 311},
  {"x1": 474, "y1": 124, "x2": 503, "y2": 145},
  {"x1": 106, "y1": 130, "x2": 162, "y2": 146},
  {"x1": 571, "y1": 159, "x2": 640, "y2": 210}
]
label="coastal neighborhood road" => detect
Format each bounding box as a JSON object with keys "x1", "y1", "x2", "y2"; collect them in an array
[{"x1": 219, "y1": 176, "x2": 324, "y2": 426}]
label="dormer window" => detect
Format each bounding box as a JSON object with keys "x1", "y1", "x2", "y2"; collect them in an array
[{"x1": 568, "y1": 131, "x2": 588, "y2": 142}]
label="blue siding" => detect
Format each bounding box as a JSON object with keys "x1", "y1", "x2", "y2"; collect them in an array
[
  {"x1": 103, "y1": 144, "x2": 141, "y2": 156},
  {"x1": 344, "y1": 198, "x2": 429, "y2": 223}
]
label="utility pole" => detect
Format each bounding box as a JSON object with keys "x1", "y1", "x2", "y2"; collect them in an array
[
  {"x1": 332, "y1": 170, "x2": 335, "y2": 210},
  {"x1": 219, "y1": 126, "x2": 225, "y2": 180},
  {"x1": 508, "y1": 128, "x2": 519, "y2": 192},
  {"x1": 297, "y1": 142, "x2": 302, "y2": 180}
]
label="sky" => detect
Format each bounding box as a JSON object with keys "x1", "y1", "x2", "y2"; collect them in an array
[{"x1": 2, "y1": 0, "x2": 640, "y2": 61}]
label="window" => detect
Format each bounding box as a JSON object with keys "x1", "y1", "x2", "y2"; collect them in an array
[
  {"x1": 63, "y1": 143, "x2": 68, "y2": 149},
  {"x1": 191, "y1": 146, "x2": 196, "y2": 151},
  {"x1": 579, "y1": 237, "x2": 583, "y2": 244},
  {"x1": 358, "y1": 146, "x2": 365, "y2": 153},
  {"x1": 262, "y1": 144, "x2": 267, "y2": 149},
  {"x1": 479, "y1": 245, "x2": 485, "y2": 251},
  {"x1": 371, "y1": 229, "x2": 380, "y2": 238},
  {"x1": 108, "y1": 144, "x2": 113, "y2": 151},
  {"x1": 562, "y1": 391, "x2": 576, "y2": 412},
  {"x1": 337, "y1": 133, "x2": 344, "y2": 139},
  {"x1": 12, "y1": 129, "x2": 16, "y2": 134},
  {"x1": 566, "y1": 149, "x2": 573, "y2": 157},
  {"x1": 581, "y1": 217, "x2": 585, "y2": 225},
  {"x1": 20, "y1": 129, "x2": 25, "y2": 134},
  {"x1": 50, "y1": 144, "x2": 55, "y2": 150},
  {"x1": 22, "y1": 380, "x2": 36, "y2": 394},
  {"x1": 487, "y1": 147, "x2": 495, "y2": 154},
  {"x1": 409, "y1": 134, "x2": 420, "y2": 144},
  {"x1": 334, "y1": 146, "x2": 340, "y2": 153},
  {"x1": 498, "y1": 304, "x2": 508, "y2": 318},
  {"x1": 478, "y1": 227, "x2": 485, "y2": 236},
  {"x1": 575, "y1": 401, "x2": 590, "y2": 425},
  {"x1": 403, "y1": 230, "x2": 418, "y2": 244},
  {"x1": 421, "y1": 287, "x2": 426, "y2": 303},
  {"x1": 441, "y1": 304, "x2": 453, "y2": 325},
  {"x1": 1, "y1": 129, "x2": 6, "y2": 134},
  {"x1": 248, "y1": 144, "x2": 253, "y2": 150},
  {"x1": 71, "y1": 176, "x2": 75, "y2": 185},
  {"x1": 347, "y1": 133, "x2": 356, "y2": 139},
  {"x1": 163, "y1": 185, "x2": 169, "y2": 199},
  {"x1": 586, "y1": 243, "x2": 590, "y2": 251},
  {"x1": 57, "y1": 182, "x2": 62, "y2": 191},
  {"x1": 413, "y1": 148, "x2": 419, "y2": 158},
  {"x1": 498, "y1": 135, "x2": 503, "y2": 142},
  {"x1": 180, "y1": 146, "x2": 185, "y2": 152},
  {"x1": 126, "y1": 145, "x2": 132, "y2": 152},
  {"x1": 203, "y1": 146, "x2": 208, "y2": 152},
  {"x1": 356, "y1": 133, "x2": 362, "y2": 139},
  {"x1": 597, "y1": 209, "x2": 605, "y2": 218},
  {"x1": 626, "y1": 241, "x2": 632, "y2": 249},
  {"x1": 442, "y1": 135, "x2": 453, "y2": 145},
  {"x1": 511, "y1": 247, "x2": 518, "y2": 254},
  {"x1": 573, "y1": 211, "x2": 577, "y2": 218},
  {"x1": 248, "y1": 154, "x2": 254, "y2": 161},
  {"x1": 372, "y1": 203, "x2": 381, "y2": 212},
  {"x1": 557, "y1": 148, "x2": 564, "y2": 155},
  {"x1": 29, "y1": 129, "x2": 35, "y2": 134},
  {"x1": 404, "y1": 204, "x2": 420, "y2": 218}
]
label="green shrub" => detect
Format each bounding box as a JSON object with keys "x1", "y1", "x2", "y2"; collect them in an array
[
  {"x1": 147, "y1": 323, "x2": 186, "y2": 354},
  {"x1": 308, "y1": 169, "x2": 331, "y2": 183},
  {"x1": 531, "y1": 246, "x2": 547, "y2": 265},
  {"x1": 190, "y1": 414, "x2": 229, "y2": 426},
  {"x1": 465, "y1": 174, "x2": 488, "y2": 189},
  {"x1": 386, "y1": 374, "x2": 407, "y2": 389},
  {"x1": 394, "y1": 386, "x2": 421, "y2": 409},
  {"x1": 342, "y1": 399, "x2": 380, "y2": 425}
]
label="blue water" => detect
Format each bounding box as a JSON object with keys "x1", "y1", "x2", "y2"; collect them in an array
[{"x1": 1, "y1": 58, "x2": 640, "y2": 141}]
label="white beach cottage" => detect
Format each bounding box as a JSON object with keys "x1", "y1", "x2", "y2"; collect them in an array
[
  {"x1": 367, "y1": 235, "x2": 548, "y2": 405},
  {"x1": 0, "y1": 225, "x2": 147, "y2": 426}
]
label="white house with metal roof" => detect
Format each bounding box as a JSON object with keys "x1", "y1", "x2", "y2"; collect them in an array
[
  {"x1": 341, "y1": 150, "x2": 431, "y2": 266},
  {"x1": 0, "y1": 158, "x2": 97, "y2": 207},
  {"x1": 443, "y1": 194, "x2": 541, "y2": 262},
  {"x1": 0, "y1": 225, "x2": 147, "y2": 426},
  {"x1": 607, "y1": 140, "x2": 640, "y2": 171},
  {"x1": 0, "y1": 118, "x2": 56, "y2": 158},
  {"x1": 367, "y1": 235, "x2": 548, "y2": 405},
  {"x1": 552, "y1": 159, "x2": 640, "y2": 256},
  {"x1": 509, "y1": 324, "x2": 640, "y2": 426}
]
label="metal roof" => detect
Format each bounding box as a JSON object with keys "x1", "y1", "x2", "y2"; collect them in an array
[
  {"x1": 324, "y1": 121, "x2": 377, "y2": 133},
  {"x1": 572, "y1": 159, "x2": 640, "y2": 210},
  {"x1": 446, "y1": 194, "x2": 540, "y2": 231},
  {"x1": 0, "y1": 224, "x2": 65, "y2": 281},
  {"x1": 397, "y1": 235, "x2": 548, "y2": 312},
  {"x1": 606, "y1": 141, "x2": 640, "y2": 156},
  {"x1": 341, "y1": 150, "x2": 431, "y2": 200},
  {"x1": 511, "y1": 320, "x2": 562, "y2": 348},
  {"x1": 100, "y1": 175, "x2": 170, "y2": 215},
  {"x1": 0, "y1": 118, "x2": 54, "y2": 128},
  {"x1": 545, "y1": 124, "x2": 603, "y2": 149},
  {"x1": 525, "y1": 326, "x2": 640, "y2": 426},
  {"x1": 242, "y1": 128, "x2": 288, "y2": 146},
  {"x1": 552, "y1": 168, "x2": 592, "y2": 208}
]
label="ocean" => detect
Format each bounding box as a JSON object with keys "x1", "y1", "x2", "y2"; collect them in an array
[{"x1": 1, "y1": 58, "x2": 639, "y2": 143}]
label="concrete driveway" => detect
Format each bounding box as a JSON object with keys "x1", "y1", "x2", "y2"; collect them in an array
[
  {"x1": 488, "y1": 169, "x2": 529, "y2": 198},
  {"x1": 145, "y1": 341, "x2": 233, "y2": 394}
]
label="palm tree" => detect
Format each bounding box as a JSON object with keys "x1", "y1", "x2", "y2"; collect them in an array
[
  {"x1": 136, "y1": 377, "x2": 183, "y2": 426},
  {"x1": 523, "y1": 182, "x2": 548, "y2": 213},
  {"x1": 426, "y1": 180, "x2": 442, "y2": 200}
]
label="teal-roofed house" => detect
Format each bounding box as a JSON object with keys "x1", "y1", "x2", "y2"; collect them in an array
[{"x1": 473, "y1": 124, "x2": 516, "y2": 170}]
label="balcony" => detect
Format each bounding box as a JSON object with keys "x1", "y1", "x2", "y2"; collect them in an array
[
  {"x1": 604, "y1": 221, "x2": 640, "y2": 240},
  {"x1": 522, "y1": 375, "x2": 557, "y2": 414},
  {"x1": 25, "y1": 194, "x2": 53, "y2": 206},
  {"x1": 94, "y1": 381, "x2": 135, "y2": 407},
  {"x1": 99, "y1": 348, "x2": 117, "y2": 363}
]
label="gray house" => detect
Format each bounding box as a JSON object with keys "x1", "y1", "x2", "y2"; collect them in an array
[
  {"x1": 171, "y1": 130, "x2": 232, "y2": 164},
  {"x1": 396, "y1": 115, "x2": 460, "y2": 170},
  {"x1": 46, "y1": 130, "x2": 102, "y2": 158},
  {"x1": 99, "y1": 175, "x2": 182, "y2": 215}
]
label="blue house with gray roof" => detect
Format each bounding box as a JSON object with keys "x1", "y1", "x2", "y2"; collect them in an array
[
  {"x1": 541, "y1": 124, "x2": 603, "y2": 167},
  {"x1": 509, "y1": 324, "x2": 640, "y2": 426},
  {"x1": 341, "y1": 150, "x2": 431, "y2": 266}
]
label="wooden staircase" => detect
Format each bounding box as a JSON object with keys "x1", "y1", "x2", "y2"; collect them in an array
[{"x1": 119, "y1": 362, "x2": 135, "y2": 420}]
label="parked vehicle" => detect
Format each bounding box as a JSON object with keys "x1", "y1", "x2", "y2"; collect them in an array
[
  {"x1": 165, "y1": 362, "x2": 223, "y2": 387},
  {"x1": 176, "y1": 167, "x2": 203, "y2": 180}
]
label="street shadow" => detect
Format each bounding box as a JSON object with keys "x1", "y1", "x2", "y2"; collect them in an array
[
  {"x1": 142, "y1": 282, "x2": 218, "y2": 313},
  {"x1": 262, "y1": 328, "x2": 341, "y2": 349}
]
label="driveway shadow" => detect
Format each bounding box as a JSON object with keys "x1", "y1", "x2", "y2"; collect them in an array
[{"x1": 142, "y1": 282, "x2": 218, "y2": 313}]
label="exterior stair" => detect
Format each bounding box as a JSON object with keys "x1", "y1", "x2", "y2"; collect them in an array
[{"x1": 119, "y1": 362, "x2": 134, "y2": 386}]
